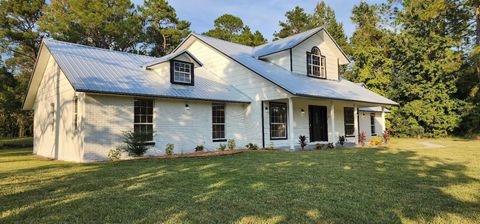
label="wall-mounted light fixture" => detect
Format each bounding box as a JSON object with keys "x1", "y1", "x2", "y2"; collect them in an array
[
  {"x1": 264, "y1": 106, "x2": 269, "y2": 112},
  {"x1": 301, "y1": 109, "x2": 305, "y2": 114},
  {"x1": 185, "y1": 104, "x2": 190, "y2": 110}
]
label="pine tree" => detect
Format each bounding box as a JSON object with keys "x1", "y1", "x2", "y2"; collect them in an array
[
  {"x1": 39, "y1": 0, "x2": 143, "y2": 52},
  {"x1": 347, "y1": 2, "x2": 393, "y2": 97},
  {"x1": 139, "y1": 0, "x2": 190, "y2": 56},
  {"x1": 204, "y1": 14, "x2": 266, "y2": 46},
  {"x1": 311, "y1": 1, "x2": 349, "y2": 53},
  {"x1": 273, "y1": 6, "x2": 312, "y2": 40},
  {"x1": 389, "y1": 0, "x2": 471, "y2": 137}
]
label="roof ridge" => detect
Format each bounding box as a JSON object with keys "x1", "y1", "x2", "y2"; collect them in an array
[
  {"x1": 44, "y1": 38, "x2": 157, "y2": 60},
  {"x1": 192, "y1": 33, "x2": 254, "y2": 51},
  {"x1": 253, "y1": 27, "x2": 323, "y2": 49}
]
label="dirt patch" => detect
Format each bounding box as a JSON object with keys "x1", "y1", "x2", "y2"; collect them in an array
[{"x1": 418, "y1": 141, "x2": 445, "y2": 148}]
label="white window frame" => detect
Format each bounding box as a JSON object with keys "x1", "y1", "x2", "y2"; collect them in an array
[
  {"x1": 308, "y1": 47, "x2": 326, "y2": 79},
  {"x1": 134, "y1": 99, "x2": 154, "y2": 142},
  {"x1": 73, "y1": 96, "x2": 78, "y2": 130},
  {"x1": 370, "y1": 113, "x2": 376, "y2": 136},
  {"x1": 173, "y1": 61, "x2": 192, "y2": 84},
  {"x1": 212, "y1": 103, "x2": 226, "y2": 141},
  {"x1": 270, "y1": 102, "x2": 288, "y2": 139}
]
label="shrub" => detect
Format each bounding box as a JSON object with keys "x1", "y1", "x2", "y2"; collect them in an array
[
  {"x1": 195, "y1": 144, "x2": 204, "y2": 152},
  {"x1": 108, "y1": 147, "x2": 122, "y2": 160},
  {"x1": 383, "y1": 130, "x2": 391, "y2": 144},
  {"x1": 369, "y1": 136, "x2": 382, "y2": 146},
  {"x1": 227, "y1": 139, "x2": 236, "y2": 150},
  {"x1": 245, "y1": 143, "x2": 258, "y2": 150},
  {"x1": 327, "y1": 143, "x2": 334, "y2": 149},
  {"x1": 165, "y1": 143, "x2": 174, "y2": 155},
  {"x1": 218, "y1": 143, "x2": 226, "y2": 151},
  {"x1": 359, "y1": 131, "x2": 367, "y2": 147},
  {"x1": 122, "y1": 131, "x2": 151, "y2": 156},
  {"x1": 315, "y1": 143, "x2": 323, "y2": 150},
  {"x1": 338, "y1": 136, "x2": 345, "y2": 146},
  {"x1": 298, "y1": 135, "x2": 307, "y2": 150}
]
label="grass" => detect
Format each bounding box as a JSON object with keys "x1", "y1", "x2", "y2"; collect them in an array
[
  {"x1": 0, "y1": 137, "x2": 33, "y2": 149},
  {"x1": 1, "y1": 138, "x2": 479, "y2": 223}
]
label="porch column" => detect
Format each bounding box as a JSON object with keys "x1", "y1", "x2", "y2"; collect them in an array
[
  {"x1": 353, "y1": 104, "x2": 359, "y2": 144},
  {"x1": 288, "y1": 97, "x2": 295, "y2": 150},
  {"x1": 330, "y1": 102, "x2": 336, "y2": 144},
  {"x1": 381, "y1": 106, "x2": 386, "y2": 133}
]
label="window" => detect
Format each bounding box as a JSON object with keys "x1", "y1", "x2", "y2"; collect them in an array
[
  {"x1": 51, "y1": 103, "x2": 55, "y2": 131},
  {"x1": 212, "y1": 104, "x2": 226, "y2": 141},
  {"x1": 270, "y1": 102, "x2": 287, "y2": 139},
  {"x1": 307, "y1": 47, "x2": 326, "y2": 78},
  {"x1": 170, "y1": 60, "x2": 194, "y2": 85},
  {"x1": 74, "y1": 96, "x2": 78, "y2": 130},
  {"x1": 134, "y1": 99, "x2": 153, "y2": 141},
  {"x1": 344, "y1": 107, "x2": 355, "y2": 137},
  {"x1": 370, "y1": 113, "x2": 376, "y2": 136}
]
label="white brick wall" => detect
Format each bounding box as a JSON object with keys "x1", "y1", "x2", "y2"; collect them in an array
[
  {"x1": 82, "y1": 95, "x2": 249, "y2": 161},
  {"x1": 33, "y1": 53, "x2": 84, "y2": 162}
]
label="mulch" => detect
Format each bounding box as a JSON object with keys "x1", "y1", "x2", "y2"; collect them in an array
[{"x1": 137, "y1": 149, "x2": 243, "y2": 160}]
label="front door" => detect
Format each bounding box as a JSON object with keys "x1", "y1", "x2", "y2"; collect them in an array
[{"x1": 309, "y1": 105, "x2": 328, "y2": 142}]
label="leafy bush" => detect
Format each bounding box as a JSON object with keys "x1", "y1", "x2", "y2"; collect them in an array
[
  {"x1": 218, "y1": 143, "x2": 226, "y2": 151},
  {"x1": 315, "y1": 143, "x2": 323, "y2": 150},
  {"x1": 165, "y1": 144, "x2": 174, "y2": 155},
  {"x1": 369, "y1": 136, "x2": 382, "y2": 146},
  {"x1": 338, "y1": 136, "x2": 345, "y2": 146},
  {"x1": 383, "y1": 130, "x2": 391, "y2": 144},
  {"x1": 108, "y1": 147, "x2": 122, "y2": 160},
  {"x1": 245, "y1": 143, "x2": 258, "y2": 150},
  {"x1": 195, "y1": 144, "x2": 204, "y2": 152},
  {"x1": 122, "y1": 131, "x2": 151, "y2": 156},
  {"x1": 227, "y1": 139, "x2": 236, "y2": 150},
  {"x1": 298, "y1": 135, "x2": 307, "y2": 150},
  {"x1": 327, "y1": 143, "x2": 335, "y2": 149},
  {"x1": 359, "y1": 131, "x2": 367, "y2": 147}
]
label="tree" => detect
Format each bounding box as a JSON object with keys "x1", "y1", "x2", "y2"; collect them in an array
[
  {"x1": 204, "y1": 14, "x2": 266, "y2": 46},
  {"x1": 388, "y1": 0, "x2": 471, "y2": 137},
  {"x1": 273, "y1": 6, "x2": 312, "y2": 40},
  {"x1": 347, "y1": 2, "x2": 393, "y2": 97},
  {"x1": 0, "y1": 0, "x2": 44, "y2": 137},
  {"x1": 311, "y1": 1, "x2": 349, "y2": 53},
  {"x1": 0, "y1": 0, "x2": 45, "y2": 71},
  {"x1": 39, "y1": 0, "x2": 143, "y2": 52},
  {"x1": 139, "y1": 0, "x2": 190, "y2": 56}
]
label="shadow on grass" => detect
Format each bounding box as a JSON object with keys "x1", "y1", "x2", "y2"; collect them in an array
[{"x1": 1, "y1": 148, "x2": 479, "y2": 223}]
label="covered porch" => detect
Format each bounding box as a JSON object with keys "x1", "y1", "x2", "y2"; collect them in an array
[{"x1": 261, "y1": 96, "x2": 389, "y2": 150}]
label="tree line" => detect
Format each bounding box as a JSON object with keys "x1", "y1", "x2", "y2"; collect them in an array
[{"x1": 0, "y1": 0, "x2": 479, "y2": 138}]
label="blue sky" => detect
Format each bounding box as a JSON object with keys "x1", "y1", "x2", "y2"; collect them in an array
[{"x1": 133, "y1": 0, "x2": 386, "y2": 41}]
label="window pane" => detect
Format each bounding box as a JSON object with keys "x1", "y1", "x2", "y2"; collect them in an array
[
  {"x1": 134, "y1": 99, "x2": 154, "y2": 141},
  {"x1": 173, "y1": 61, "x2": 193, "y2": 84},
  {"x1": 212, "y1": 104, "x2": 225, "y2": 139},
  {"x1": 344, "y1": 107, "x2": 354, "y2": 136},
  {"x1": 270, "y1": 103, "x2": 287, "y2": 138}
]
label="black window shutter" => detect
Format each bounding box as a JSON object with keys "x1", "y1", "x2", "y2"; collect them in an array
[{"x1": 306, "y1": 52, "x2": 311, "y2": 75}]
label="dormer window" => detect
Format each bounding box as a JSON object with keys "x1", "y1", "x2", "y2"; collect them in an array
[
  {"x1": 170, "y1": 60, "x2": 194, "y2": 85},
  {"x1": 307, "y1": 47, "x2": 326, "y2": 79}
]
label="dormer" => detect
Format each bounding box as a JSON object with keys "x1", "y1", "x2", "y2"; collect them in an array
[
  {"x1": 144, "y1": 50, "x2": 203, "y2": 86},
  {"x1": 254, "y1": 27, "x2": 350, "y2": 81}
]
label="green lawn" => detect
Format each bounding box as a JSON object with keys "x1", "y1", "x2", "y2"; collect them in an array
[{"x1": 1, "y1": 138, "x2": 479, "y2": 223}]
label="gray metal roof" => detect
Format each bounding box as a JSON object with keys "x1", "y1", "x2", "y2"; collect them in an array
[
  {"x1": 44, "y1": 39, "x2": 251, "y2": 103},
  {"x1": 142, "y1": 49, "x2": 203, "y2": 68},
  {"x1": 192, "y1": 33, "x2": 398, "y2": 106},
  {"x1": 253, "y1": 27, "x2": 323, "y2": 57}
]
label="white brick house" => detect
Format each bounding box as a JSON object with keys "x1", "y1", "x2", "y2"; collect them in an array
[{"x1": 23, "y1": 27, "x2": 397, "y2": 162}]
